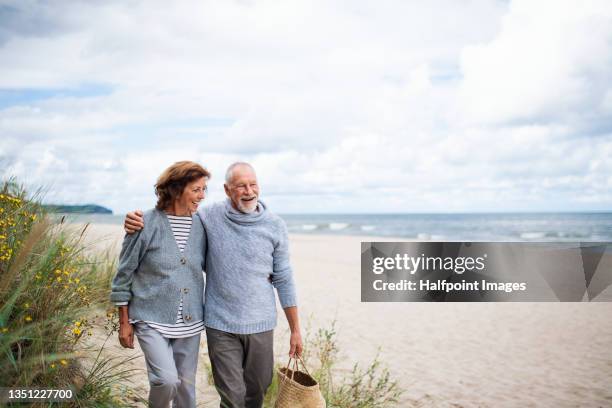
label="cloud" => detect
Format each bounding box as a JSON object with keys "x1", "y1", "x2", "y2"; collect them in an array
[
  {"x1": 458, "y1": 0, "x2": 612, "y2": 129},
  {"x1": 0, "y1": 0, "x2": 611, "y2": 213},
  {"x1": 0, "y1": 1, "x2": 75, "y2": 46}
]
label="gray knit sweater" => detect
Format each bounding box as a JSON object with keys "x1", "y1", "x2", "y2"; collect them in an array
[
  {"x1": 110, "y1": 209, "x2": 206, "y2": 324},
  {"x1": 199, "y1": 199, "x2": 297, "y2": 334}
]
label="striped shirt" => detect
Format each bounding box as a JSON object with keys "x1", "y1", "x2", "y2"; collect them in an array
[
  {"x1": 116, "y1": 213, "x2": 205, "y2": 338},
  {"x1": 167, "y1": 214, "x2": 191, "y2": 252}
]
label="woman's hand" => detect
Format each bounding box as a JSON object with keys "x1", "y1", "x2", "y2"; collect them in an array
[
  {"x1": 119, "y1": 322, "x2": 134, "y2": 349},
  {"x1": 117, "y1": 305, "x2": 134, "y2": 348}
]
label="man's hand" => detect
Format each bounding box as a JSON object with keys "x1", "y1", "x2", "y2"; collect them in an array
[
  {"x1": 124, "y1": 210, "x2": 144, "y2": 234},
  {"x1": 289, "y1": 330, "x2": 303, "y2": 358},
  {"x1": 118, "y1": 322, "x2": 134, "y2": 349},
  {"x1": 283, "y1": 306, "x2": 302, "y2": 357}
]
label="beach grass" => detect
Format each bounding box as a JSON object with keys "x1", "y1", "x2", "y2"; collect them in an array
[
  {"x1": 263, "y1": 321, "x2": 403, "y2": 407},
  {"x1": 0, "y1": 180, "x2": 141, "y2": 406}
]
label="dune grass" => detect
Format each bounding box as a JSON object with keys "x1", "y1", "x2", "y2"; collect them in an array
[
  {"x1": 0, "y1": 180, "x2": 141, "y2": 406},
  {"x1": 263, "y1": 321, "x2": 403, "y2": 408}
]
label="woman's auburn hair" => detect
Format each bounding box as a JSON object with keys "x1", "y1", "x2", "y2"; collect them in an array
[{"x1": 155, "y1": 161, "x2": 210, "y2": 211}]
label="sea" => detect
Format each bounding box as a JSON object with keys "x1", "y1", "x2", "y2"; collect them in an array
[{"x1": 60, "y1": 212, "x2": 612, "y2": 242}]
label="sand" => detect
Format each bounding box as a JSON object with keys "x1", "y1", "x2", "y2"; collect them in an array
[{"x1": 79, "y1": 223, "x2": 612, "y2": 407}]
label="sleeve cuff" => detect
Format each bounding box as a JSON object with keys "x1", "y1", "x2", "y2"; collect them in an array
[
  {"x1": 110, "y1": 292, "x2": 131, "y2": 304},
  {"x1": 279, "y1": 294, "x2": 297, "y2": 309}
]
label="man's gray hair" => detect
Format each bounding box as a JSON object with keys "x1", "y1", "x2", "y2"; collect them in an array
[{"x1": 225, "y1": 162, "x2": 256, "y2": 184}]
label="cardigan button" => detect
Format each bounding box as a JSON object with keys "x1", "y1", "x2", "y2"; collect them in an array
[
  {"x1": 185, "y1": 314, "x2": 192, "y2": 321},
  {"x1": 183, "y1": 288, "x2": 189, "y2": 294},
  {"x1": 180, "y1": 258, "x2": 186, "y2": 265}
]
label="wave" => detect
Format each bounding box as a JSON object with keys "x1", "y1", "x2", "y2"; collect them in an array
[
  {"x1": 520, "y1": 231, "x2": 591, "y2": 240},
  {"x1": 520, "y1": 232, "x2": 547, "y2": 240},
  {"x1": 329, "y1": 223, "x2": 349, "y2": 231},
  {"x1": 276, "y1": 213, "x2": 612, "y2": 240}
]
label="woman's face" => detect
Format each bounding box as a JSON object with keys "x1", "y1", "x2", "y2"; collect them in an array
[{"x1": 177, "y1": 176, "x2": 207, "y2": 214}]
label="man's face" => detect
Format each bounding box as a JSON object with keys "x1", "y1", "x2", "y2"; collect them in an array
[{"x1": 224, "y1": 165, "x2": 260, "y2": 213}]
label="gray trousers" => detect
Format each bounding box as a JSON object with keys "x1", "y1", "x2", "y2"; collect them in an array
[
  {"x1": 206, "y1": 328, "x2": 274, "y2": 408},
  {"x1": 134, "y1": 323, "x2": 201, "y2": 408}
]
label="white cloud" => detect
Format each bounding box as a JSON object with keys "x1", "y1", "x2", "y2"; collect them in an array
[
  {"x1": 0, "y1": 0, "x2": 611, "y2": 213},
  {"x1": 458, "y1": 0, "x2": 612, "y2": 126}
]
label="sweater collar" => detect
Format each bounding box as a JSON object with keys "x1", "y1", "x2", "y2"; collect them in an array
[{"x1": 224, "y1": 198, "x2": 268, "y2": 225}]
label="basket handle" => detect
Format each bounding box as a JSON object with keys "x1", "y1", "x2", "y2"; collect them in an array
[
  {"x1": 295, "y1": 354, "x2": 312, "y2": 376},
  {"x1": 281, "y1": 355, "x2": 312, "y2": 381},
  {"x1": 280, "y1": 357, "x2": 298, "y2": 384}
]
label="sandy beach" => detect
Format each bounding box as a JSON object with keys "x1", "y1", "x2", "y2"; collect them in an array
[{"x1": 81, "y1": 223, "x2": 612, "y2": 408}]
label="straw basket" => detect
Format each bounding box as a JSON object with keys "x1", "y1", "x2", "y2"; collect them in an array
[{"x1": 274, "y1": 356, "x2": 326, "y2": 408}]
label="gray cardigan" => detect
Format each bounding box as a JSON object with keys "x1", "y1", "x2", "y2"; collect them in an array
[{"x1": 110, "y1": 209, "x2": 206, "y2": 324}]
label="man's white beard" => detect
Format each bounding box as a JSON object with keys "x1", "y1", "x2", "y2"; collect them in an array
[{"x1": 238, "y1": 199, "x2": 258, "y2": 214}]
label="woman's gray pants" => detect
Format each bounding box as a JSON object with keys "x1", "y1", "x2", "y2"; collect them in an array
[{"x1": 134, "y1": 323, "x2": 201, "y2": 408}]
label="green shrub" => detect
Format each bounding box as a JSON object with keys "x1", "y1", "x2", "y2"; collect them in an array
[
  {"x1": 0, "y1": 180, "x2": 141, "y2": 407},
  {"x1": 265, "y1": 321, "x2": 403, "y2": 408}
]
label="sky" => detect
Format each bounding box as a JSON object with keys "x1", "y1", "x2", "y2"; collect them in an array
[{"x1": 1, "y1": 0, "x2": 611, "y2": 214}]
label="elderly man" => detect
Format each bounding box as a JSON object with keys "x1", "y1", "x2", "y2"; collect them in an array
[{"x1": 124, "y1": 162, "x2": 302, "y2": 408}]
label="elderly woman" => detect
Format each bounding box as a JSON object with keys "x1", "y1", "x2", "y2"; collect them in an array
[{"x1": 110, "y1": 161, "x2": 209, "y2": 408}]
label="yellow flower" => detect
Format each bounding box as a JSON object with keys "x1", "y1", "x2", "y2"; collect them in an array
[
  {"x1": 1, "y1": 328, "x2": 8, "y2": 333},
  {"x1": 24, "y1": 316, "x2": 32, "y2": 322},
  {"x1": 60, "y1": 359, "x2": 68, "y2": 366},
  {"x1": 74, "y1": 278, "x2": 80, "y2": 284},
  {"x1": 23, "y1": 303, "x2": 29, "y2": 308},
  {"x1": 75, "y1": 321, "x2": 82, "y2": 327},
  {"x1": 72, "y1": 328, "x2": 82, "y2": 336},
  {"x1": 50, "y1": 363, "x2": 56, "y2": 369},
  {"x1": 54, "y1": 269, "x2": 61, "y2": 275},
  {"x1": 56, "y1": 276, "x2": 62, "y2": 282}
]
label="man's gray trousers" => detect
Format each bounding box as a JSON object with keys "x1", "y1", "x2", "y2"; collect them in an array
[{"x1": 206, "y1": 327, "x2": 274, "y2": 408}]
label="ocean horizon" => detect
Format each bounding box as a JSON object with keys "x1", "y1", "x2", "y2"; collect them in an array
[{"x1": 58, "y1": 211, "x2": 612, "y2": 242}]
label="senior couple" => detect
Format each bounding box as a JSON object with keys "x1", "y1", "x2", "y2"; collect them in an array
[{"x1": 110, "y1": 161, "x2": 302, "y2": 408}]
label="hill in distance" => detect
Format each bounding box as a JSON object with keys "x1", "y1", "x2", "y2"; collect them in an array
[{"x1": 43, "y1": 204, "x2": 113, "y2": 214}]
